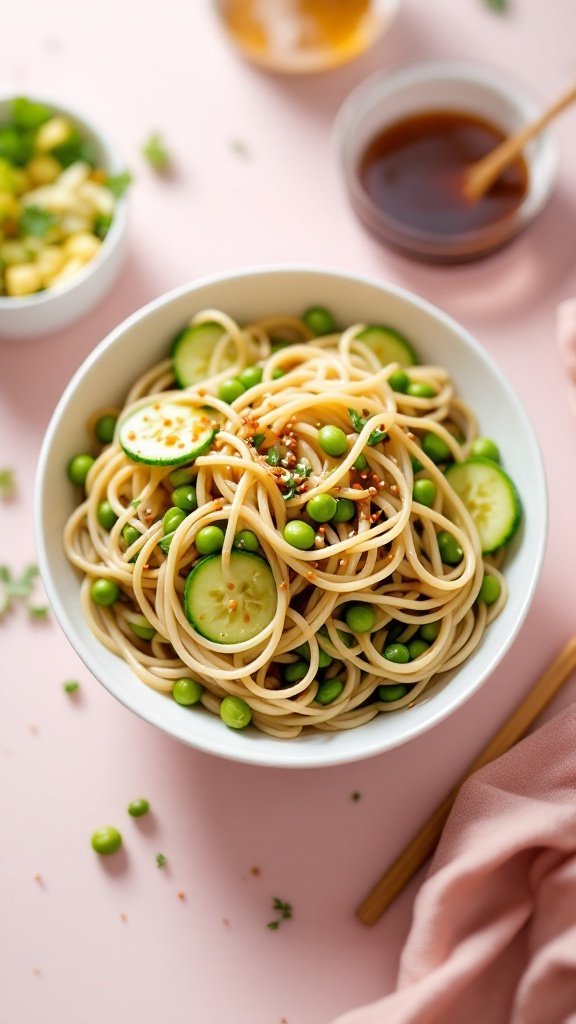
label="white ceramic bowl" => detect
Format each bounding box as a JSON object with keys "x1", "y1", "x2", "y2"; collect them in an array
[
  {"x1": 0, "y1": 94, "x2": 128, "y2": 341},
  {"x1": 35, "y1": 266, "x2": 547, "y2": 767},
  {"x1": 335, "y1": 60, "x2": 558, "y2": 262}
]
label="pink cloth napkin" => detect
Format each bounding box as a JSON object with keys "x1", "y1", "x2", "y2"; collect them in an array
[
  {"x1": 557, "y1": 299, "x2": 576, "y2": 416},
  {"x1": 333, "y1": 703, "x2": 576, "y2": 1024}
]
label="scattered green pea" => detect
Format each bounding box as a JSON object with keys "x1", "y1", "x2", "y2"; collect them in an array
[
  {"x1": 303, "y1": 306, "x2": 336, "y2": 336},
  {"x1": 218, "y1": 378, "x2": 245, "y2": 404},
  {"x1": 91, "y1": 826, "x2": 122, "y2": 855},
  {"x1": 97, "y1": 500, "x2": 118, "y2": 530},
  {"x1": 410, "y1": 455, "x2": 424, "y2": 474},
  {"x1": 220, "y1": 695, "x2": 252, "y2": 729},
  {"x1": 353, "y1": 452, "x2": 368, "y2": 470},
  {"x1": 90, "y1": 578, "x2": 120, "y2": 606},
  {"x1": 378, "y1": 683, "x2": 410, "y2": 702},
  {"x1": 345, "y1": 604, "x2": 376, "y2": 633},
  {"x1": 437, "y1": 530, "x2": 463, "y2": 565},
  {"x1": 196, "y1": 525, "x2": 225, "y2": 555},
  {"x1": 283, "y1": 660, "x2": 309, "y2": 684},
  {"x1": 67, "y1": 454, "x2": 94, "y2": 487},
  {"x1": 332, "y1": 497, "x2": 356, "y2": 523},
  {"x1": 168, "y1": 467, "x2": 195, "y2": 487},
  {"x1": 386, "y1": 620, "x2": 405, "y2": 644},
  {"x1": 420, "y1": 621, "x2": 440, "y2": 642},
  {"x1": 271, "y1": 368, "x2": 286, "y2": 379},
  {"x1": 318, "y1": 425, "x2": 348, "y2": 458},
  {"x1": 413, "y1": 478, "x2": 436, "y2": 507},
  {"x1": 294, "y1": 640, "x2": 333, "y2": 669},
  {"x1": 407, "y1": 638, "x2": 429, "y2": 659},
  {"x1": 388, "y1": 369, "x2": 410, "y2": 393},
  {"x1": 478, "y1": 573, "x2": 501, "y2": 605},
  {"x1": 172, "y1": 484, "x2": 197, "y2": 513},
  {"x1": 234, "y1": 530, "x2": 260, "y2": 552},
  {"x1": 407, "y1": 382, "x2": 436, "y2": 399},
  {"x1": 306, "y1": 493, "x2": 337, "y2": 523},
  {"x1": 122, "y1": 524, "x2": 141, "y2": 548},
  {"x1": 316, "y1": 678, "x2": 344, "y2": 705},
  {"x1": 384, "y1": 643, "x2": 410, "y2": 664},
  {"x1": 128, "y1": 798, "x2": 150, "y2": 818},
  {"x1": 283, "y1": 520, "x2": 316, "y2": 550},
  {"x1": 163, "y1": 506, "x2": 187, "y2": 535},
  {"x1": 172, "y1": 678, "x2": 204, "y2": 706},
  {"x1": 129, "y1": 615, "x2": 156, "y2": 640},
  {"x1": 422, "y1": 431, "x2": 452, "y2": 464},
  {"x1": 95, "y1": 414, "x2": 117, "y2": 445},
  {"x1": 238, "y1": 366, "x2": 263, "y2": 390},
  {"x1": 471, "y1": 438, "x2": 500, "y2": 463}
]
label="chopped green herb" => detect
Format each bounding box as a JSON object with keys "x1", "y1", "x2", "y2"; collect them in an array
[
  {"x1": 142, "y1": 132, "x2": 171, "y2": 171},
  {"x1": 94, "y1": 212, "x2": 113, "y2": 240},
  {"x1": 267, "y1": 920, "x2": 280, "y2": 930},
  {"x1": 266, "y1": 447, "x2": 281, "y2": 467},
  {"x1": 130, "y1": 499, "x2": 142, "y2": 509},
  {"x1": 106, "y1": 171, "x2": 133, "y2": 198},
  {"x1": 51, "y1": 131, "x2": 97, "y2": 168},
  {"x1": 0, "y1": 469, "x2": 15, "y2": 500},
  {"x1": 11, "y1": 97, "x2": 52, "y2": 129},
  {"x1": 251, "y1": 433, "x2": 266, "y2": 449},
  {"x1": 63, "y1": 680, "x2": 80, "y2": 693},
  {"x1": 484, "y1": 0, "x2": 507, "y2": 10},
  {"x1": 267, "y1": 896, "x2": 293, "y2": 929},
  {"x1": 156, "y1": 853, "x2": 167, "y2": 868},
  {"x1": 28, "y1": 605, "x2": 49, "y2": 620},
  {"x1": 280, "y1": 459, "x2": 312, "y2": 500},
  {"x1": 19, "y1": 205, "x2": 56, "y2": 238},
  {"x1": 348, "y1": 409, "x2": 388, "y2": 446},
  {"x1": 0, "y1": 564, "x2": 45, "y2": 620},
  {"x1": 0, "y1": 125, "x2": 34, "y2": 166}
]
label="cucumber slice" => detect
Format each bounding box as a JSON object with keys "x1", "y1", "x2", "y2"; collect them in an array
[
  {"x1": 356, "y1": 326, "x2": 417, "y2": 367},
  {"x1": 445, "y1": 457, "x2": 522, "y2": 554},
  {"x1": 173, "y1": 323, "x2": 236, "y2": 387},
  {"x1": 185, "y1": 551, "x2": 277, "y2": 644},
  {"x1": 119, "y1": 400, "x2": 216, "y2": 466}
]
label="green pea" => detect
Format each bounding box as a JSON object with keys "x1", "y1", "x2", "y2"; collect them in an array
[
  {"x1": 91, "y1": 826, "x2": 122, "y2": 855},
  {"x1": 437, "y1": 530, "x2": 463, "y2": 565},
  {"x1": 122, "y1": 524, "x2": 141, "y2": 548},
  {"x1": 272, "y1": 368, "x2": 286, "y2": 379},
  {"x1": 90, "y1": 578, "x2": 120, "y2": 606},
  {"x1": 294, "y1": 640, "x2": 333, "y2": 669},
  {"x1": 172, "y1": 484, "x2": 197, "y2": 512},
  {"x1": 388, "y1": 369, "x2": 410, "y2": 393},
  {"x1": 386, "y1": 620, "x2": 405, "y2": 644},
  {"x1": 95, "y1": 414, "x2": 117, "y2": 445},
  {"x1": 318, "y1": 425, "x2": 348, "y2": 458},
  {"x1": 422, "y1": 431, "x2": 452, "y2": 464},
  {"x1": 332, "y1": 497, "x2": 356, "y2": 523},
  {"x1": 163, "y1": 506, "x2": 187, "y2": 534},
  {"x1": 270, "y1": 339, "x2": 292, "y2": 352},
  {"x1": 420, "y1": 621, "x2": 440, "y2": 642},
  {"x1": 336, "y1": 628, "x2": 356, "y2": 648},
  {"x1": 283, "y1": 521, "x2": 316, "y2": 550},
  {"x1": 234, "y1": 530, "x2": 260, "y2": 552},
  {"x1": 407, "y1": 638, "x2": 429, "y2": 659},
  {"x1": 283, "y1": 660, "x2": 309, "y2": 683},
  {"x1": 471, "y1": 437, "x2": 500, "y2": 463},
  {"x1": 478, "y1": 573, "x2": 501, "y2": 605},
  {"x1": 129, "y1": 615, "x2": 156, "y2": 640},
  {"x1": 413, "y1": 478, "x2": 436, "y2": 507},
  {"x1": 384, "y1": 643, "x2": 410, "y2": 664},
  {"x1": 316, "y1": 678, "x2": 344, "y2": 705},
  {"x1": 67, "y1": 453, "x2": 94, "y2": 487},
  {"x1": 306, "y1": 493, "x2": 337, "y2": 523},
  {"x1": 303, "y1": 306, "x2": 336, "y2": 336},
  {"x1": 196, "y1": 525, "x2": 225, "y2": 555},
  {"x1": 128, "y1": 798, "x2": 150, "y2": 818},
  {"x1": 410, "y1": 455, "x2": 424, "y2": 474},
  {"x1": 168, "y1": 466, "x2": 195, "y2": 487},
  {"x1": 172, "y1": 678, "x2": 203, "y2": 705},
  {"x1": 345, "y1": 604, "x2": 376, "y2": 633},
  {"x1": 407, "y1": 382, "x2": 436, "y2": 399},
  {"x1": 238, "y1": 366, "x2": 263, "y2": 390},
  {"x1": 378, "y1": 683, "x2": 410, "y2": 702},
  {"x1": 97, "y1": 500, "x2": 118, "y2": 530},
  {"x1": 220, "y1": 695, "x2": 252, "y2": 729},
  {"x1": 353, "y1": 452, "x2": 368, "y2": 470},
  {"x1": 218, "y1": 378, "x2": 246, "y2": 404}
]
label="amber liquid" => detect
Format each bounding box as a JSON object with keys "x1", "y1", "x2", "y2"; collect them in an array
[
  {"x1": 216, "y1": 0, "x2": 385, "y2": 72},
  {"x1": 358, "y1": 111, "x2": 529, "y2": 238}
]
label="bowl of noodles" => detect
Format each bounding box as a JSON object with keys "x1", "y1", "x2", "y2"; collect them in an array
[{"x1": 35, "y1": 266, "x2": 546, "y2": 767}]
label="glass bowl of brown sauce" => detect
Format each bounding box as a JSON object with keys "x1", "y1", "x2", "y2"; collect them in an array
[{"x1": 335, "y1": 60, "x2": 558, "y2": 262}]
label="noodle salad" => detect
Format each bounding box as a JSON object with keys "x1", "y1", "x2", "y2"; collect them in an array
[{"x1": 64, "y1": 306, "x2": 522, "y2": 738}]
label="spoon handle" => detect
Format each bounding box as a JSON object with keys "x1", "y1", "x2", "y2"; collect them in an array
[{"x1": 464, "y1": 79, "x2": 576, "y2": 201}]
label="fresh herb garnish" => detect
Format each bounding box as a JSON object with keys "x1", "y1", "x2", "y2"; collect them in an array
[
  {"x1": 106, "y1": 171, "x2": 133, "y2": 198},
  {"x1": 251, "y1": 433, "x2": 266, "y2": 449},
  {"x1": 28, "y1": 605, "x2": 49, "y2": 620},
  {"x1": 279, "y1": 459, "x2": 312, "y2": 500},
  {"x1": 156, "y1": 853, "x2": 168, "y2": 868},
  {"x1": 19, "y1": 205, "x2": 56, "y2": 238},
  {"x1": 0, "y1": 469, "x2": 15, "y2": 500},
  {"x1": 267, "y1": 897, "x2": 293, "y2": 930},
  {"x1": 51, "y1": 131, "x2": 97, "y2": 168},
  {"x1": 348, "y1": 409, "x2": 388, "y2": 446},
  {"x1": 266, "y1": 447, "x2": 281, "y2": 467},
  {"x1": 142, "y1": 132, "x2": 171, "y2": 171},
  {"x1": 484, "y1": 0, "x2": 507, "y2": 10},
  {"x1": 94, "y1": 212, "x2": 113, "y2": 240},
  {"x1": 130, "y1": 499, "x2": 142, "y2": 509},
  {"x1": 11, "y1": 97, "x2": 52, "y2": 129},
  {"x1": 63, "y1": 680, "x2": 80, "y2": 693}
]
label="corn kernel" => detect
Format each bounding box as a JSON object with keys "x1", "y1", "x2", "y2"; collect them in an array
[
  {"x1": 36, "y1": 116, "x2": 73, "y2": 153},
  {"x1": 27, "y1": 154, "x2": 62, "y2": 187},
  {"x1": 1, "y1": 240, "x2": 29, "y2": 265},
  {"x1": 5, "y1": 263, "x2": 42, "y2": 296},
  {"x1": 36, "y1": 246, "x2": 66, "y2": 285},
  {"x1": 64, "y1": 231, "x2": 101, "y2": 262},
  {"x1": 78, "y1": 180, "x2": 114, "y2": 216},
  {"x1": 59, "y1": 213, "x2": 91, "y2": 236},
  {"x1": 48, "y1": 256, "x2": 85, "y2": 289},
  {"x1": 0, "y1": 192, "x2": 20, "y2": 219}
]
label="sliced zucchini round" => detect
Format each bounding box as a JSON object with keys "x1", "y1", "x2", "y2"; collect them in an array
[
  {"x1": 445, "y1": 456, "x2": 522, "y2": 554},
  {"x1": 356, "y1": 326, "x2": 417, "y2": 367},
  {"x1": 173, "y1": 323, "x2": 236, "y2": 387},
  {"x1": 185, "y1": 551, "x2": 277, "y2": 644},
  {"x1": 119, "y1": 400, "x2": 216, "y2": 466}
]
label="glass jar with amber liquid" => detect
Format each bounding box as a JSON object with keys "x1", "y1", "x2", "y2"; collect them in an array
[{"x1": 215, "y1": 0, "x2": 400, "y2": 74}]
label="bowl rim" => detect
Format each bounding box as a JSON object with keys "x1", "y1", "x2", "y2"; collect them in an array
[
  {"x1": 34, "y1": 264, "x2": 548, "y2": 767},
  {"x1": 0, "y1": 90, "x2": 128, "y2": 311}
]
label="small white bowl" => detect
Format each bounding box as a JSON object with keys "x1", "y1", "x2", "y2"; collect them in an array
[
  {"x1": 335, "y1": 60, "x2": 558, "y2": 262},
  {"x1": 0, "y1": 94, "x2": 128, "y2": 341},
  {"x1": 35, "y1": 266, "x2": 547, "y2": 768}
]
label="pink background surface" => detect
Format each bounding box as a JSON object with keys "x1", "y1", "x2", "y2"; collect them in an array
[{"x1": 2, "y1": 2, "x2": 576, "y2": 1022}]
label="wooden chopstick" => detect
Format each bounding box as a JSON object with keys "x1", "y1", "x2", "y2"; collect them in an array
[{"x1": 357, "y1": 634, "x2": 576, "y2": 927}]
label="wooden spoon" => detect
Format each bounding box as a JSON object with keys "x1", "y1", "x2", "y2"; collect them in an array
[{"x1": 463, "y1": 79, "x2": 576, "y2": 202}]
